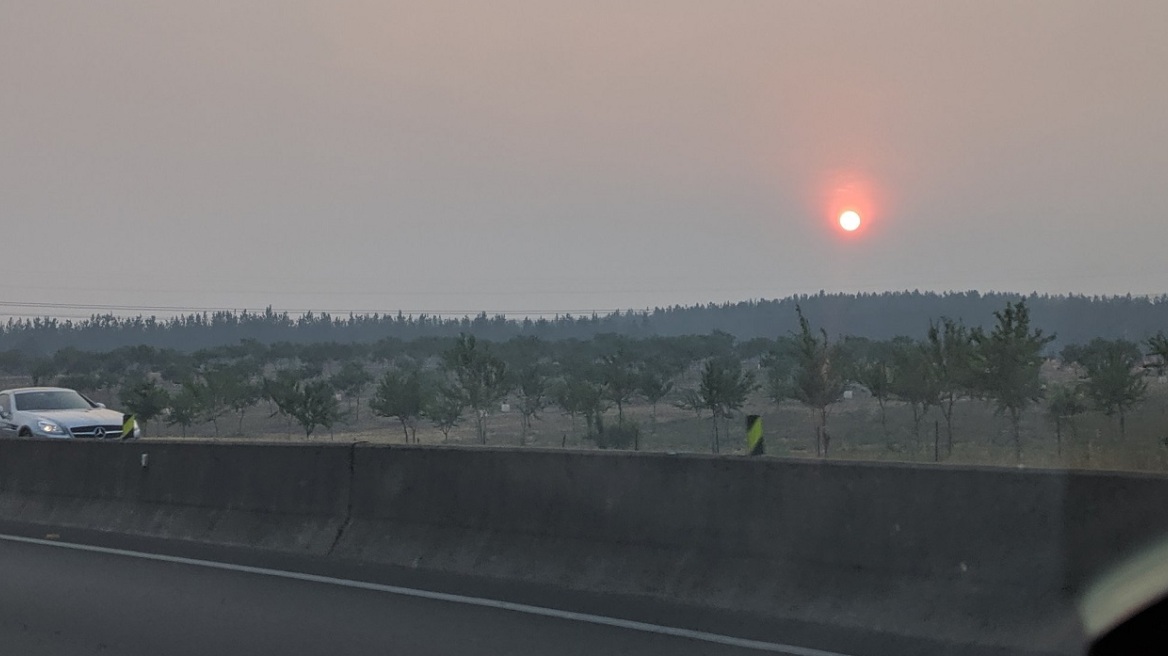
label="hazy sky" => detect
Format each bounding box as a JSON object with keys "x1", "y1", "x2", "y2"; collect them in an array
[{"x1": 2, "y1": 1, "x2": 1166, "y2": 319}]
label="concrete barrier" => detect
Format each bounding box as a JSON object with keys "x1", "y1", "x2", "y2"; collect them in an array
[
  {"x1": 332, "y1": 447, "x2": 1082, "y2": 650},
  {"x1": 1, "y1": 439, "x2": 1166, "y2": 653},
  {"x1": 332, "y1": 446, "x2": 1168, "y2": 651},
  {"x1": 0, "y1": 439, "x2": 351, "y2": 553}
]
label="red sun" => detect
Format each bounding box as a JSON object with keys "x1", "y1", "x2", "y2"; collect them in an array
[{"x1": 839, "y1": 210, "x2": 861, "y2": 232}]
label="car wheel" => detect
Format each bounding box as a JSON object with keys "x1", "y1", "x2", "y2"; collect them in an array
[{"x1": 18, "y1": 427, "x2": 31, "y2": 437}]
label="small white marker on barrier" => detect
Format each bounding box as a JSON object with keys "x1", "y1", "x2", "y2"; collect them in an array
[{"x1": 141, "y1": 453, "x2": 149, "y2": 468}]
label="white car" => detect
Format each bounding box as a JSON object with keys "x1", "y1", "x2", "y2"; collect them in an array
[{"x1": 0, "y1": 387, "x2": 140, "y2": 439}]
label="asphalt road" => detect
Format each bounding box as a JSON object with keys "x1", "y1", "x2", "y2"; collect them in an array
[
  {"x1": 0, "y1": 536, "x2": 780, "y2": 656},
  {"x1": 0, "y1": 524, "x2": 1061, "y2": 656}
]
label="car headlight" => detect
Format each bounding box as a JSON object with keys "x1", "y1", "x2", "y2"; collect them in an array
[{"x1": 37, "y1": 419, "x2": 67, "y2": 435}]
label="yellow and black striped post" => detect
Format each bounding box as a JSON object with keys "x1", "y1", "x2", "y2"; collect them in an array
[
  {"x1": 745, "y1": 414, "x2": 763, "y2": 456},
  {"x1": 122, "y1": 414, "x2": 136, "y2": 440}
]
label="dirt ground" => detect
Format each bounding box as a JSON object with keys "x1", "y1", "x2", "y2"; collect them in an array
[{"x1": 136, "y1": 373, "x2": 1168, "y2": 474}]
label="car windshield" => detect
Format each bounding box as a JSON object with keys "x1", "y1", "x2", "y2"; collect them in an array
[
  {"x1": 14, "y1": 390, "x2": 94, "y2": 412},
  {"x1": 1, "y1": 3, "x2": 1166, "y2": 655}
]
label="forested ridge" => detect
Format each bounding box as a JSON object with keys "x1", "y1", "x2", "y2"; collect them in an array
[{"x1": 3, "y1": 291, "x2": 1167, "y2": 353}]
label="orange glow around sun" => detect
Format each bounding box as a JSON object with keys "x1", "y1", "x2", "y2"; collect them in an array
[{"x1": 819, "y1": 171, "x2": 883, "y2": 237}]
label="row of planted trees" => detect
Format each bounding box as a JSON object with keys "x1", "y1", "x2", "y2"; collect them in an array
[
  {"x1": 828, "y1": 302, "x2": 1162, "y2": 462},
  {"x1": 0, "y1": 301, "x2": 1164, "y2": 460},
  {"x1": 0, "y1": 330, "x2": 746, "y2": 444},
  {"x1": 628, "y1": 300, "x2": 1160, "y2": 461}
]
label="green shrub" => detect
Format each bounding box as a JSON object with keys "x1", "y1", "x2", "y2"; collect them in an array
[{"x1": 594, "y1": 421, "x2": 640, "y2": 450}]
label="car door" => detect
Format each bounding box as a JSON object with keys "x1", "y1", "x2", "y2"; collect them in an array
[{"x1": 0, "y1": 393, "x2": 17, "y2": 437}]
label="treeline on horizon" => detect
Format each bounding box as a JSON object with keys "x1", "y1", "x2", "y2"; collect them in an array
[{"x1": 3, "y1": 291, "x2": 1167, "y2": 354}]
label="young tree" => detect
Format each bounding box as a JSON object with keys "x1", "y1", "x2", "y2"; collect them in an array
[
  {"x1": 165, "y1": 383, "x2": 203, "y2": 437},
  {"x1": 601, "y1": 350, "x2": 640, "y2": 425},
  {"x1": 423, "y1": 385, "x2": 464, "y2": 442},
  {"x1": 762, "y1": 343, "x2": 796, "y2": 409},
  {"x1": 927, "y1": 318, "x2": 975, "y2": 455},
  {"x1": 1147, "y1": 332, "x2": 1168, "y2": 377},
  {"x1": 554, "y1": 369, "x2": 609, "y2": 437},
  {"x1": 638, "y1": 363, "x2": 676, "y2": 435},
  {"x1": 890, "y1": 339, "x2": 939, "y2": 451},
  {"x1": 1072, "y1": 339, "x2": 1148, "y2": 439},
  {"x1": 190, "y1": 368, "x2": 233, "y2": 437},
  {"x1": 29, "y1": 357, "x2": 57, "y2": 387},
  {"x1": 263, "y1": 369, "x2": 302, "y2": 436},
  {"x1": 972, "y1": 300, "x2": 1055, "y2": 462},
  {"x1": 119, "y1": 377, "x2": 171, "y2": 431},
  {"x1": 696, "y1": 357, "x2": 756, "y2": 454},
  {"x1": 673, "y1": 388, "x2": 706, "y2": 421},
  {"x1": 790, "y1": 306, "x2": 846, "y2": 457},
  {"x1": 331, "y1": 360, "x2": 374, "y2": 420},
  {"x1": 289, "y1": 379, "x2": 343, "y2": 438},
  {"x1": 514, "y1": 363, "x2": 549, "y2": 445},
  {"x1": 1046, "y1": 384, "x2": 1087, "y2": 456},
  {"x1": 1147, "y1": 331, "x2": 1168, "y2": 413},
  {"x1": 443, "y1": 334, "x2": 510, "y2": 444},
  {"x1": 205, "y1": 362, "x2": 262, "y2": 436},
  {"x1": 0, "y1": 350, "x2": 28, "y2": 380},
  {"x1": 550, "y1": 377, "x2": 582, "y2": 436},
  {"x1": 856, "y1": 357, "x2": 893, "y2": 439},
  {"x1": 370, "y1": 368, "x2": 427, "y2": 443},
  {"x1": 229, "y1": 378, "x2": 261, "y2": 436}
]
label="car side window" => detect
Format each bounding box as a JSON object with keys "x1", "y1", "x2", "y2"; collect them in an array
[{"x1": 0, "y1": 394, "x2": 10, "y2": 416}]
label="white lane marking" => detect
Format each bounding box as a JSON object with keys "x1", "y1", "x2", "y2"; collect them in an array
[{"x1": 0, "y1": 532, "x2": 853, "y2": 656}]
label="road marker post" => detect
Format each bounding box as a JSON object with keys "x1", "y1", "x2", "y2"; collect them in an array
[{"x1": 746, "y1": 415, "x2": 763, "y2": 456}]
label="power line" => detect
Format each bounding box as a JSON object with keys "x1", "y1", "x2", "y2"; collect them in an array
[{"x1": 0, "y1": 301, "x2": 637, "y2": 319}]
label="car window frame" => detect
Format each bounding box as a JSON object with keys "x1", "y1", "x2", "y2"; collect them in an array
[{"x1": 13, "y1": 390, "x2": 94, "y2": 412}]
